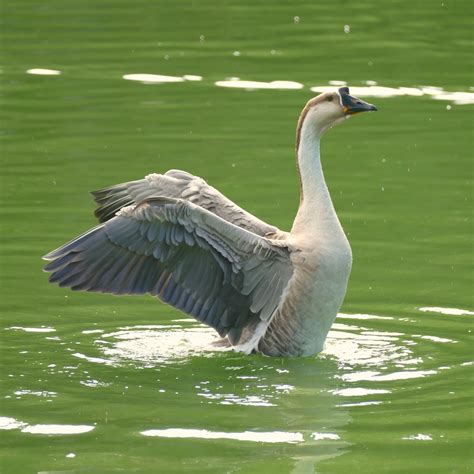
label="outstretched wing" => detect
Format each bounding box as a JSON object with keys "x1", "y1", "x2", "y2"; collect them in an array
[
  {"x1": 43, "y1": 197, "x2": 293, "y2": 346},
  {"x1": 91, "y1": 170, "x2": 281, "y2": 237}
]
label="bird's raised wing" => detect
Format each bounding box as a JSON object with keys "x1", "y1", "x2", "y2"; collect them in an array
[
  {"x1": 43, "y1": 197, "x2": 293, "y2": 346},
  {"x1": 91, "y1": 169, "x2": 281, "y2": 237}
]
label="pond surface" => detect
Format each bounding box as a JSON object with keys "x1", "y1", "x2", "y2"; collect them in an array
[{"x1": 1, "y1": 0, "x2": 473, "y2": 472}]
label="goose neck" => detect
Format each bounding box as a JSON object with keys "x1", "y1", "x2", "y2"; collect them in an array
[{"x1": 291, "y1": 125, "x2": 339, "y2": 237}]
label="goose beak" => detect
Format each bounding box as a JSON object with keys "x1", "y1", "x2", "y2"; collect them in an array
[{"x1": 338, "y1": 87, "x2": 377, "y2": 115}]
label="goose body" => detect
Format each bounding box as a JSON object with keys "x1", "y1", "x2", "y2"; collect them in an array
[{"x1": 43, "y1": 87, "x2": 376, "y2": 357}]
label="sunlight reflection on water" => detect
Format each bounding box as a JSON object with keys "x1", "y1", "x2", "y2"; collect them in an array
[
  {"x1": 123, "y1": 73, "x2": 203, "y2": 84},
  {"x1": 24, "y1": 67, "x2": 474, "y2": 104},
  {"x1": 98, "y1": 325, "x2": 224, "y2": 366},
  {"x1": 141, "y1": 428, "x2": 304, "y2": 443},
  {"x1": 78, "y1": 312, "x2": 458, "y2": 381},
  {"x1": 26, "y1": 68, "x2": 61, "y2": 75},
  {"x1": 0, "y1": 417, "x2": 95, "y2": 435},
  {"x1": 7, "y1": 326, "x2": 56, "y2": 333},
  {"x1": 418, "y1": 306, "x2": 474, "y2": 316},
  {"x1": 29, "y1": 308, "x2": 464, "y2": 427},
  {"x1": 215, "y1": 79, "x2": 304, "y2": 90}
]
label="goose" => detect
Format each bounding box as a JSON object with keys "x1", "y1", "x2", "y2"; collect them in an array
[{"x1": 43, "y1": 87, "x2": 377, "y2": 357}]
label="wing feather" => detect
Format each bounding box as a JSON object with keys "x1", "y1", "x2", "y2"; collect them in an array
[
  {"x1": 91, "y1": 171, "x2": 282, "y2": 237},
  {"x1": 44, "y1": 197, "x2": 293, "y2": 346}
]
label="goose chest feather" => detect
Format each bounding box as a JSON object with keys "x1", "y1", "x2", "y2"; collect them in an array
[{"x1": 43, "y1": 87, "x2": 376, "y2": 357}]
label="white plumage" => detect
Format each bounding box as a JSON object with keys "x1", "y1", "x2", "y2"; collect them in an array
[{"x1": 43, "y1": 87, "x2": 376, "y2": 356}]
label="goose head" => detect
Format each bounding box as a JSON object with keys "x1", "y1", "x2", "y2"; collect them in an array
[{"x1": 297, "y1": 87, "x2": 377, "y2": 142}]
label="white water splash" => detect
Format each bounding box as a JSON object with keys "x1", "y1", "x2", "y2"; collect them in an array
[
  {"x1": 324, "y1": 326, "x2": 414, "y2": 368},
  {"x1": 99, "y1": 326, "x2": 223, "y2": 364}
]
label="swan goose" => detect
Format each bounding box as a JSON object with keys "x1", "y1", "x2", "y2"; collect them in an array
[{"x1": 43, "y1": 87, "x2": 377, "y2": 357}]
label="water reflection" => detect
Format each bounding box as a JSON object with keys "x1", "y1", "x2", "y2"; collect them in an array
[
  {"x1": 0, "y1": 417, "x2": 95, "y2": 435},
  {"x1": 215, "y1": 79, "x2": 304, "y2": 90},
  {"x1": 3, "y1": 308, "x2": 464, "y2": 471},
  {"x1": 141, "y1": 428, "x2": 304, "y2": 444},
  {"x1": 0, "y1": 416, "x2": 27, "y2": 430},
  {"x1": 85, "y1": 312, "x2": 456, "y2": 381},
  {"x1": 332, "y1": 388, "x2": 390, "y2": 396},
  {"x1": 341, "y1": 369, "x2": 437, "y2": 382},
  {"x1": 311, "y1": 85, "x2": 474, "y2": 104},
  {"x1": 21, "y1": 424, "x2": 95, "y2": 435},
  {"x1": 402, "y1": 433, "x2": 432, "y2": 441},
  {"x1": 26, "y1": 68, "x2": 61, "y2": 75},
  {"x1": 98, "y1": 325, "x2": 224, "y2": 365},
  {"x1": 7, "y1": 326, "x2": 56, "y2": 333},
  {"x1": 123, "y1": 73, "x2": 202, "y2": 84},
  {"x1": 311, "y1": 432, "x2": 340, "y2": 440},
  {"x1": 25, "y1": 67, "x2": 473, "y2": 104},
  {"x1": 418, "y1": 306, "x2": 474, "y2": 316},
  {"x1": 72, "y1": 351, "x2": 115, "y2": 366}
]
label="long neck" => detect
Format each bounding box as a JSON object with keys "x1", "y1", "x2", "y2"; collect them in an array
[{"x1": 291, "y1": 120, "x2": 341, "y2": 238}]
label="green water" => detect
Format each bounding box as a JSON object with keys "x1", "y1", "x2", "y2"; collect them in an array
[{"x1": 1, "y1": 0, "x2": 473, "y2": 472}]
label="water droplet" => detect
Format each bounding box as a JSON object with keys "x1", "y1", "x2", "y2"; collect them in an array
[
  {"x1": 199, "y1": 35, "x2": 205, "y2": 42},
  {"x1": 344, "y1": 24, "x2": 351, "y2": 33},
  {"x1": 446, "y1": 104, "x2": 452, "y2": 110},
  {"x1": 294, "y1": 16, "x2": 300, "y2": 24}
]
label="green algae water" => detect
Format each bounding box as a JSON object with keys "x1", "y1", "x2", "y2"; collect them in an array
[{"x1": 1, "y1": 0, "x2": 473, "y2": 472}]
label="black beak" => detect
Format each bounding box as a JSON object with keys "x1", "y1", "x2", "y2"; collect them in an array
[{"x1": 339, "y1": 87, "x2": 377, "y2": 114}]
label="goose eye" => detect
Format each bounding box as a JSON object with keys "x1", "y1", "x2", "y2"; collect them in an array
[{"x1": 327, "y1": 96, "x2": 333, "y2": 102}]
